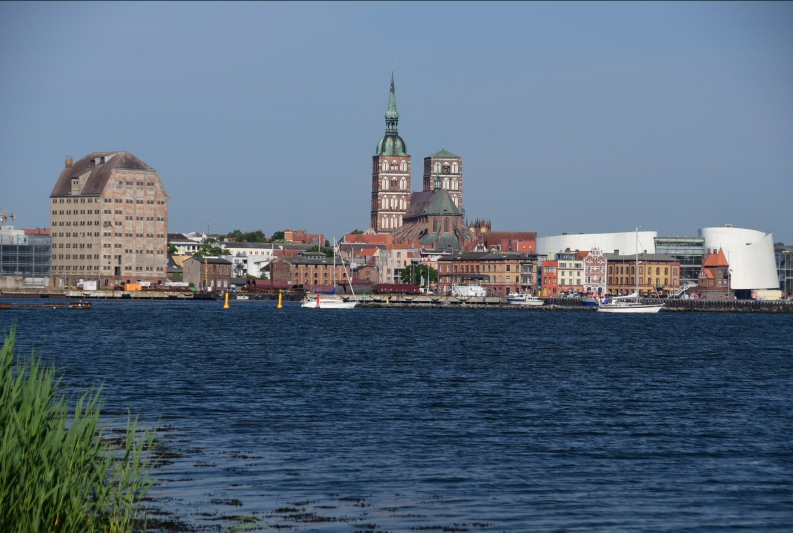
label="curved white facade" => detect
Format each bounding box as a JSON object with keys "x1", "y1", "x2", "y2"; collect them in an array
[
  {"x1": 698, "y1": 226, "x2": 777, "y2": 290},
  {"x1": 537, "y1": 231, "x2": 657, "y2": 256}
]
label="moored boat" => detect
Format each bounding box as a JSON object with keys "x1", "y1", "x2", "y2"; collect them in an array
[
  {"x1": 598, "y1": 228, "x2": 664, "y2": 314},
  {"x1": 69, "y1": 301, "x2": 93, "y2": 310},
  {"x1": 506, "y1": 292, "x2": 544, "y2": 306}
]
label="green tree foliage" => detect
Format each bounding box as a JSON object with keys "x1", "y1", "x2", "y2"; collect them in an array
[
  {"x1": 193, "y1": 238, "x2": 226, "y2": 259},
  {"x1": 400, "y1": 264, "x2": 438, "y2": 285},
  {"x1": 167, "y1": 242, "x2": 177, "y2": 255},
  {"x1": 350, "y1": 229, "x2": 364, "y2": 235},
  {"x1": 270, "y1": 230, "x2": 285, "y2": 241},
  {"x1": 227, "y1": 229, "x2": 267, "y2": 243},
  {"x1": 305, "y1": 245, "x2": 335, "y2": 258},
  {"x1": 0, "y1": 326, "x2": 156, "y2": 533}
]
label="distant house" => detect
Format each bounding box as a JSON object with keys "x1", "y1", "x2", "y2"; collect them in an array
[
  {"x1": 695, "y1": 247, "x2": 731, "y2": 300},
  {"x1": 168, "y1": 233, "x2": 201, "y2": 255},
  {"x1": 583, "y1": 247, "x2": 607, "y2": 295},
  {"x1": 183, "y1": 256, "x2": 233, "y2": 291}
]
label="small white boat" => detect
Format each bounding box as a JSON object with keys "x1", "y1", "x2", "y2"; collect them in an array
[
  {"x1": 506, "y1": 292, "x2": 544, "y2": 306},
  {"x1": 301, "y1": 293, "x2": 356, "y2": 309},
  {"x1": 301, "y1": 237, "x2": 358, "y2": 309}
]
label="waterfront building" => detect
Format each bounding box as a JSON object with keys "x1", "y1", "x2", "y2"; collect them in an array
[
  {"x1": 698, "y1": 225, "x2": 778, "y2": 298},
  {"x1": 476, "y1": 252, "x2": 536, "y2": 297},
  {"x1": 437, "y1": 252, "x2": 488, "y2": 295},
  {"x1": 583, "y1": 247, "x2": 607, "y2": 295},
  {"x1": 654, "y1": 236, "x2": 705, "y2": 289},
  {"x1": 435, "y1": 251, "x2": 537, "y2": 296},
  {"x1": 541, "y1": 260, "x2": 558, "y2": 297},
  {"x1": 182, "y1": 256, "x2": 233, "y2": 291},
  {"x1": 0, "y1": 218, "x2": 52, "y2": 288},
  {"x1": 548, "y1": 251, "x2": 583, "y2": 294},
  {"x1": 49, "y1": 152, "x2": 168, "y2": 289},
  {"x1": 775, "y1": 245, "x2": 793, "y2": 298},
  {"x1": 269, "y1": 255, "x2": 351, "y2": 288},
  {"x1": 694, "y1": 247, "x2": 731, "y2": 300},
  {"x1": 604, "y1": 253, "x2": 680, "y2": 296}
]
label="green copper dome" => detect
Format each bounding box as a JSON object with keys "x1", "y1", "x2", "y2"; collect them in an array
[
  {"x1": 375, "y1": 72, "x2": 409, "y2": 156},
  {"x1": 376, "y1": 134, "x2": 408, "y2": 156}
]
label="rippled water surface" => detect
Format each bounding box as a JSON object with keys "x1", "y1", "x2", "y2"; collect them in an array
[{"x1": 4, "y1": 301, "x2": 793, "y2": 532}]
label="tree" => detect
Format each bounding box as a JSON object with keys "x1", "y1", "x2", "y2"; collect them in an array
[
  {"x1": 226, "y1": 229, "x2": 267, "y2": 243},
  {"x1": 193, "y1": 238, "x2": 226, "y2": 259},
  {"x1": 167, "y1": 242, "x2": 177, "y2": 255},
  {"x1": 305, "y1": 245, "x2": 334, "y2": 258},
  {"x1": 227, "y1": 229, "x2": 244, "y2": 242},
  {"x1": 270, "y1": 230, "x2": 285, "y2": 241},
  {"x1": 400, "y1": 264, "x2": 438, "y2": 285},
  {"x1": 350, "y1": 229, "x2": 364, "y2": 235}
]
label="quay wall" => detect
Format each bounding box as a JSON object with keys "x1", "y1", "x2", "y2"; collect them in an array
[{"x1": 1, "y1": 289, "x2": 791, "y2": 312}]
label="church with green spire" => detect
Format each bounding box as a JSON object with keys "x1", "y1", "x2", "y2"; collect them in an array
[
  {"x1": 370, "y1": 73, "x2": 474, "y2": 251},
  {"x1": 371, "y1": 72, "x2": 412, "y2": 233}
]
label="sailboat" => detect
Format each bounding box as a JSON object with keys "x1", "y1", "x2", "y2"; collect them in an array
[
  {"x1": 301, "y1": 238, "x2": 357, "y2": 309},
  {"x1": 597, "y1": 228, "x2": 664, "y2": 314}
]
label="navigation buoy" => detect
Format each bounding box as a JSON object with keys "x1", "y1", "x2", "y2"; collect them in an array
[
  {"x1": 278, "y1": 290, "x2": 283, "y2": 309},
  {"x1": 224, "y1": 292, "x2": 229, "y2": 309}
]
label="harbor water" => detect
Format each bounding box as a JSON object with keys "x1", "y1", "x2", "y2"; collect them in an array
[{"x1": 3, "y1": 300, "x2": 793, "y2": 532}]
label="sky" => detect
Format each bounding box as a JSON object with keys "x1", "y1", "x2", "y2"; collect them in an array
[{"x1": 1, "y1": 1, "x2": 792, "y2": 244}]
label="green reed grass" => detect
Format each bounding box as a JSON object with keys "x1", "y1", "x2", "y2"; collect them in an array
[{"x1": 1, "y1": 325, "x2": 156, "y2": 533}]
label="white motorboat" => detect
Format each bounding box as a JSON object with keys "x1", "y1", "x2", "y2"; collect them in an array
[
  {"x1": 598, "y1": 228, "x2": 664, "y2": 314},
  {"x1": 506, "y1": 292, "x2": 544, "y2": 306}
]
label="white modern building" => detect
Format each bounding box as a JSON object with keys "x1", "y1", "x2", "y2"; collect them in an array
[
  {"x1": 219, "y1": 242, "x2": 276, "y2": 278},
  {"x1": 698, "y1": 225, "x2": 778, "y2": 291},
  {"x1": 537, "y1": 231, "x2": 658, "y2": 256}
]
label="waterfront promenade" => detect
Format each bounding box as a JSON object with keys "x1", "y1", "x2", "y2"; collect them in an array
[{"x1": 1, "y1": 289, "x2": 791, "y2": 312}]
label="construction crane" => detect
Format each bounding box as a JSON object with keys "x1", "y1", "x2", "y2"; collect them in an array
[{"x1": 1, "y1": 210, "x2": 16, "y2": 227}]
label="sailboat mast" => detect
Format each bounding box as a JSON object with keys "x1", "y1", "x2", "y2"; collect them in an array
[{"x1": 635, "y1": 227, "x2": 639, "y2": 301}]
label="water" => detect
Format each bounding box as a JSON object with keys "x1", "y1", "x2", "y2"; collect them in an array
[{"x1": 4, "y1": 301, "x2": 793, "y2": 532}]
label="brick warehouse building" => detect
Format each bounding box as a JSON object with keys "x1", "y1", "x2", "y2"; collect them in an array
[{"x1": 49, "y1": 152, "x2": 169, "y2": 288}]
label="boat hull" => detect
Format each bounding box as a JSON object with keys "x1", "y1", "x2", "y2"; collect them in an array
[
  {"x1": 597, "y1": 303, "x2": 663, "y2": 313},
  {"x1": 506, "y1": 297, "x2": 544, "y2": 306},
  {"x1": 301, "y1": 295, "x2": 357, "y2": 309}
]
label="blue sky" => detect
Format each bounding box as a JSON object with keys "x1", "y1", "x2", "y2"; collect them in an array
[{"x1": 1, "y1": 1, "x2": 791, "y2": 243}]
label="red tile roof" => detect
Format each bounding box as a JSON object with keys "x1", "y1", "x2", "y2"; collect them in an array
[{"x1": 702, "y1": 248, "x2": 729, "y2": 267}]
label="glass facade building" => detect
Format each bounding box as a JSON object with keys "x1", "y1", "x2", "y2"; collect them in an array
[
  {"x1": 0, "y1": 233, "x2": 52, "y2": 280},
  {"x1": 654, "y1": 236, "x2": 705, "y2": 287},
  {"x1": 775, "y1": 245, "x2": 793, "y2": 298}
]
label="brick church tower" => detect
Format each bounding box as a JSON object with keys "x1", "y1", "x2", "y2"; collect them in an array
[{"x1": 371, "y1": 73, "x2": 411, "y2": 233}]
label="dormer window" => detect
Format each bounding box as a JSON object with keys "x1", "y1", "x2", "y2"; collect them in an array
[
  {"x1": 90, "y1": 159, "x2": 96, "y2": 167},
  {"x1": 99, "y1": 156, "x2": 105, "y2": 164},
  {"x1": 71, "y1": 178, "x2": 79, "y2": 193}
]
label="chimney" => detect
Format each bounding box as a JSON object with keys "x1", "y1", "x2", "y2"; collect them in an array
[{"x1": 65, "y1": 155, "x2": 73, "y2": 168}]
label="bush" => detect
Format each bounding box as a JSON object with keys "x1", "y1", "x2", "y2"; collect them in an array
[{"x1": 0, "y1": 326, "x2": 156, "y2": 533}]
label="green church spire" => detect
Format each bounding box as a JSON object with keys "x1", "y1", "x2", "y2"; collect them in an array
[{"x1": 385, "y1": 70, "x2": 399, "y2": 133}]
